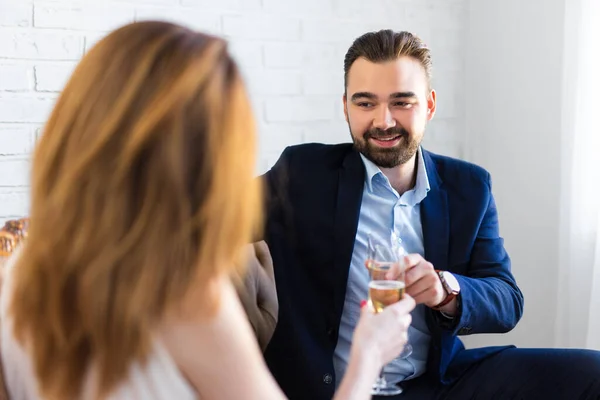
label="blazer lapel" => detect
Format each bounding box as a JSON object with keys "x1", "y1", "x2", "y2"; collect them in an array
[
  {"x1": 420, "y1": 149, "x2": 449, "y2": 274},
  {"x1": 420, "y1": 150, "x2": 453, "y2": 369},
  {"x1": 331, "y1": 149, "x2": 365, "y2": 319}
]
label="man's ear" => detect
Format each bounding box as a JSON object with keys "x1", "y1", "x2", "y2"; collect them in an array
[
  {"x1": 343, "y1": 93, "x2": 349, "y2": 123},
  {"x1": 426, "y1": 89, "x2": 436, "y2": 121}
]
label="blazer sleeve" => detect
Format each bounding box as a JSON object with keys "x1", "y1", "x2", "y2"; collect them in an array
[{"x1": 439, "y1": 173, "x2": 524, "y2": 336}]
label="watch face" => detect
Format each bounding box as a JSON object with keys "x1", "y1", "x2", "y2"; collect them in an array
[{"x1": 443, "y1": 272, "x2": 460, "y2": 293}]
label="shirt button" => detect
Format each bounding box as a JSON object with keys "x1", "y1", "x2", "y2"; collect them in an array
[{"x1": 323, "y1": 373, "x2": 333, "y2": 384}]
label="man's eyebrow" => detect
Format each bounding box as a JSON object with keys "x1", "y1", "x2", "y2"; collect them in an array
[
  {"x1": 350, "y1": 92, "x2": 377, "y2": 101},
  {"x1": 390, "y1": 91, "x2": 417, "y2": 99},
  {"x1": 350, "y1": 92, "x2": 418, "y2": 101}
]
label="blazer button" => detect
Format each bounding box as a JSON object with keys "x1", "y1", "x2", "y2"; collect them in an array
[
  {"x1": 459, "y1": 326, "x2": 473, "y2": 335},
  {"x1": 323, "y1": 373, "x2": 333, "y2": 385}
]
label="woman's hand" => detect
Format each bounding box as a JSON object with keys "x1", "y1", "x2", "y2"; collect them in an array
[
  {"x1": 352, "y1": 295, "x2": 415, "y2": 367},
  {"x1": 334, "y1": 295, "x2": 416, "y2": 400}
]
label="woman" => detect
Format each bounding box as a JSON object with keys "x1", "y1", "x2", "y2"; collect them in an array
[{"x1": 0, "y1": 21, "x2": 414, "y2": 399}]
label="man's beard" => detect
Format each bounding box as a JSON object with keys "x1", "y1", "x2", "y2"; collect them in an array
[{"x1": 351, "y1": 127, "x2": 421, "y2": 168}]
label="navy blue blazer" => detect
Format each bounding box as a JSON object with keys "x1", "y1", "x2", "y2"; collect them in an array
[{"x1": 261, "y1": 143, "x2": 524, "y2": 400}]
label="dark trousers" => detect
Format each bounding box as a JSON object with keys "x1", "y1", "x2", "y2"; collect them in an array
[{"x1": 375, "y1": 348, "x2": 600, "y2": 400}]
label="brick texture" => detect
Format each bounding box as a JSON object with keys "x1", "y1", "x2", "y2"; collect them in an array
[{"x1": 0, "y1": 0, "x2": 468, "y2": 219}]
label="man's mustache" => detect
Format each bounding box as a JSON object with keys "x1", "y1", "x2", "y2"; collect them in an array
[{"x1": 364, "y1": 127, "x2": 409, "y2": 140}]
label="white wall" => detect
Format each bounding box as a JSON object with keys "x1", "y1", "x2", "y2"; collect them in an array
[
  {"x1": 1, "y1": 0, "x2": 593, "y2": 351},
  {"x1": 556, "y1": 0, "x2": 600, "y2": 350},
  {"x1": 0, "y1": 0, "x2": 468, "y2": 224},
  {"x1": 463, "y1": 0, "x2": 567, "y2": 348},
  {"x1": 2, "y1": 0, "x2": 589, "y2": 351}
]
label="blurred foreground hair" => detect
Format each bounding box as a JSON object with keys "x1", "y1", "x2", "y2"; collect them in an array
[{"x1": 10, "y1": 20, "x2": 261, "y2": 399}]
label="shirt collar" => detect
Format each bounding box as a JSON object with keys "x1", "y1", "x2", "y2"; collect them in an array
[{"x1": 360, "y1": 146, "x2": 430, "y2": 204}]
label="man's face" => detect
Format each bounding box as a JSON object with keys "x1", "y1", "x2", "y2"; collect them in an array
[{"x1": 343, "y1": 56, "x2": 436, "y2": 168}]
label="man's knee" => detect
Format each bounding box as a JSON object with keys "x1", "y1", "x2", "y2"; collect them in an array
[
  {"x1": 568, "y1": 349, "x2": 600, "y2": 368},
  {"x1": 495, "y1": 348, "x2": 600, "y2": 381},
  {"x1": 541, "y1": 348, "x2": 600, "y2": 388}
]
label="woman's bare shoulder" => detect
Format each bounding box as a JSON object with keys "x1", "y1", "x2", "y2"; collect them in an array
[{"x1": 159, "y1": 275, "x2": 285, "y2": 400}]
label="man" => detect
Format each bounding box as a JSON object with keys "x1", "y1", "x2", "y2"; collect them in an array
[{"x1": 261, "y1": 30, "x2": 600, "y2": 399}]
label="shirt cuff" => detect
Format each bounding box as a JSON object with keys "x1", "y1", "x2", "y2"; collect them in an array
[{"x1": 439, "y1": 311, "x2": 455, "y2": 319}]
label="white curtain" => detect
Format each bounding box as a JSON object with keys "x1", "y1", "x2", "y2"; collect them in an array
[{"x1": 556, "y1": 0, "x2": 600, "y2": 349}]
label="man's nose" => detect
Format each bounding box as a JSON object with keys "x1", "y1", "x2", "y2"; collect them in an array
[{"x1": 372, "y1": 106, "x2": 396, "y2": 130}]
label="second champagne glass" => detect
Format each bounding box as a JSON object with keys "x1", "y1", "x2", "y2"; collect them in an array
[{"x1": 366, "y1": 235, "x2": 410, "y2": 396}]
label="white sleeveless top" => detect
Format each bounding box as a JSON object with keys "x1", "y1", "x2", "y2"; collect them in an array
[{"x1": 0, "y1": 250, "x2": 197, "y2": 400}]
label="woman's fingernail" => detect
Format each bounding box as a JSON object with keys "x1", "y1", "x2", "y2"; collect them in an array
[{"x1": 360, "y1": 300, "x2": 367, "y2": 308}]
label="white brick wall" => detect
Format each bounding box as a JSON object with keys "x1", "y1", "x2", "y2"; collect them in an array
[
  {"x1": 0, "y1": 63, "x2": 34, "y2": 91},
  {"x1": 0, "y1": 0, "x2": 468, "y2": 223}
]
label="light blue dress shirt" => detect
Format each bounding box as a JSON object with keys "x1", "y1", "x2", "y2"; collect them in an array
[{"x1": 333, "y1": 147, "x2": 432, "y2": 386}]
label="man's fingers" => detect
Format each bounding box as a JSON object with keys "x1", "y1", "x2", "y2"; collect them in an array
[
  {"x1": 403, "y1": 254, "x2": 423, "y2": 269},
  {"x1": 412, "y1": 288, "x2": 440, "y2": 306},
  {"x1": 404, "y1": 262, "x2": 428, "y2": 286},
  {"x1": 405, "y1": 276, "x2": 431, "y2": 298},
  {"x1": 384, "y1": 262, "x2": 404, "y2": 280}
]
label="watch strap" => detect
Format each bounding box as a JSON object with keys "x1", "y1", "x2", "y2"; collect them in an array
[{"x1": 432, "y1": 270, "x2": 457, "y2": 310}]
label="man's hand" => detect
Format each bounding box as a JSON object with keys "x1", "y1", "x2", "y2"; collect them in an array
[
  {"x1": 400, "y1": 254, "x2": 445, "y2": 308},
  {"x1": 365, "y1": 253, "x2": 458, "y2": 315}
]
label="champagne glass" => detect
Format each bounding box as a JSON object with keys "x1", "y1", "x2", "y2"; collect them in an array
[{"x1": 366, "y1": 234, "x2": 410, "y2": 396}]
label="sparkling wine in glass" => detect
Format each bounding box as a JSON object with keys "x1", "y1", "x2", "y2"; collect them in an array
[
  {"x1": 366, "y1": 235, "x2": 410, "y2": 396},
  {"x1": 368, "y1": 272, "x2": 406, "y2": 313}
]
